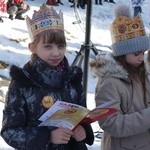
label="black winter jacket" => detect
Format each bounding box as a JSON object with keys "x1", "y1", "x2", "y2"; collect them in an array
[{"x1": 1, "y1": 54, "x2": 94, "y2": 150}]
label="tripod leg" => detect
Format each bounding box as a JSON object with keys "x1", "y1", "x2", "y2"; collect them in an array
[
  {"x1": 71, "y1": 45, "x2": 85, "y2": 67},
  {"x1": 91, "y1": 44, "x2": 98, "y2": 55},
  {"x1": 78, "y1": 54, "x2": 84, "y2": 67}
]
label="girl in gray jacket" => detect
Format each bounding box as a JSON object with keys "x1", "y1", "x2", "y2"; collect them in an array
[{"x1": 90, "y1": 4, "x2": 150, "y2": 150}]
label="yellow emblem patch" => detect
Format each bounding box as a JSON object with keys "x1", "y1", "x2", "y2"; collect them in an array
[{"x1": 42, "y1": 96, "x2": 54, "y2": 108}]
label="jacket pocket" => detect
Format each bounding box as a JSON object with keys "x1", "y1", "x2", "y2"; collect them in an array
[{"x1": 120, "y1": 132, "x2": 149, "y2": 149}]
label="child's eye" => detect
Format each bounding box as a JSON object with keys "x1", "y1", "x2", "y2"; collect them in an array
[
  {"x1": 44, "y1": 45, "x2": 52, "y2": 49},
  {"x1": 58, "y1": 44, "x2": 65, "y2": 49},
  {"x1": 134, "y1": 53, "x2": 139, "y2": 56},
  {"x1": 134, "y1": 52, "x2": 144, "y2": 56}
]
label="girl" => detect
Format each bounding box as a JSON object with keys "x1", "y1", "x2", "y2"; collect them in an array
[
  {"x1": 90, "y1": 4, "x2": 150, "y2": 150},
  {"x1": 1, "y1": 5, "x2": 94, "y2": 150}
]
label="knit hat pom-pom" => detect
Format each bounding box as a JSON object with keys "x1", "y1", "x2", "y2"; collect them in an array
[{"x1": 114, "y1": 4, "x2": 131, "y2": 17}]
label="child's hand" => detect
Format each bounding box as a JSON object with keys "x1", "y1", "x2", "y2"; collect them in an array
[
  {"x1": 50, "y1": 127, "x2": 73, "y2": 144},
  {"x1": 72, "y1": 125, "x2": 86, "y2": 141}
]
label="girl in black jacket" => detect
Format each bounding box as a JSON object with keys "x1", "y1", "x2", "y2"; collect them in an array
[{"x1": 1, "y1": 4, "x2": 94, "y2": 150}]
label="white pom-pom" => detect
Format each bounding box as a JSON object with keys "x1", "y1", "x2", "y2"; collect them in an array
[{"x1": 114, "y1": 4, "x2": 131, "y2": 17}]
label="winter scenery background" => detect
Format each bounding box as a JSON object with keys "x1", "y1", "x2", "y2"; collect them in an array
[{"x1": 0, "y1": 0, "x2": 150, "y2": 149}]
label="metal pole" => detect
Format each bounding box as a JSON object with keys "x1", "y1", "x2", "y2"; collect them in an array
[{"x1": 83, "y1": 0, "x2": 92, "y2": 102}]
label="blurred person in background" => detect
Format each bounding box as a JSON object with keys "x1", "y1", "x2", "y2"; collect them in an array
[
  {"x1": 0, "y1": 0, "x2": 7, "y2": 22},
  {"x1": 7, "y1": 0, "x2": 30, "y2": 20},
  {"x1": 131, "y1": 0, "x2": 144, "y2": 16}
]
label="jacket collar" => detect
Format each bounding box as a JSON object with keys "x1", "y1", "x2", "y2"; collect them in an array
[
  {"x1": 24, "y1": 54, "x2": 68, "y2": 88},
  {"x1": 90, "y1": 52, "x2": 150, "y2": 82},
  {"x1": 10, "y1": 54, "x2": 69, "y2": 89}
]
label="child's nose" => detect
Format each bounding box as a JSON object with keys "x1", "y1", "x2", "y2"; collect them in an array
[{"x1": 52, "y1": 48, "x2": 61, "y2": 56}]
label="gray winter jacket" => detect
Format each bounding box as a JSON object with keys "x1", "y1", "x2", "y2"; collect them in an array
[{"x1": 90, "y1": 53, "x2": 150, "y2": 150}]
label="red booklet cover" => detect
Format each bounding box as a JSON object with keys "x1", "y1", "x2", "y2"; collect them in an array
[{"x1": 81, "y1": 107, "x2": 117, "y2": 123}]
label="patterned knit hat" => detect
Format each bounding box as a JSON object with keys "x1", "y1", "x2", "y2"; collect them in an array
[
  {"x1": 26, "y1": 4, "x2": 64, "y2": 41},
  {"x1": 110, "y1": 4, "x2": 150, "y2": 56}
]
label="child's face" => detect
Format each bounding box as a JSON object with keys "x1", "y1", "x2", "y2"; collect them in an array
[
  {"x1": 32, "y1": 39, "x2": 66, "y2": 67},
  {"x1": 126, "y1": 52, "x2": 144, "y2": 68}
]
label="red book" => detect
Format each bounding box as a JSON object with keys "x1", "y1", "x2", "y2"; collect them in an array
[{"x1": 81, "y1": 107, "x2": 117, "y2": 123}]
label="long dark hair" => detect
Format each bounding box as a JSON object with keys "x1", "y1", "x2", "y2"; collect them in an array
[{"x1": 114, "y1": 55, "x2": 147, "y2": 107}]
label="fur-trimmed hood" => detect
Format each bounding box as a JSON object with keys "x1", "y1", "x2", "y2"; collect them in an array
[
  {"x1": 90, "y1": 52, "x2": 150, "y2": 81},
  {"x1": 9, "y1": 65, "x2": 40, "y2": 87}
]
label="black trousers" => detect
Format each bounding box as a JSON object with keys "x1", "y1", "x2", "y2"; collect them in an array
[{"x1": 95, "y1": 0, "x2": 102, "y2": 4}]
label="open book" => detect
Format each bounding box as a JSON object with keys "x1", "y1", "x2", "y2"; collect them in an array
[{"x1": 39, "y1": 101, "x2": 118, "y2": 130}]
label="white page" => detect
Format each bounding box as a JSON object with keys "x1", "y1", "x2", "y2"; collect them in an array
[{"x1": 39, "y1": 101, "x2": 86, "y2": 122}]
